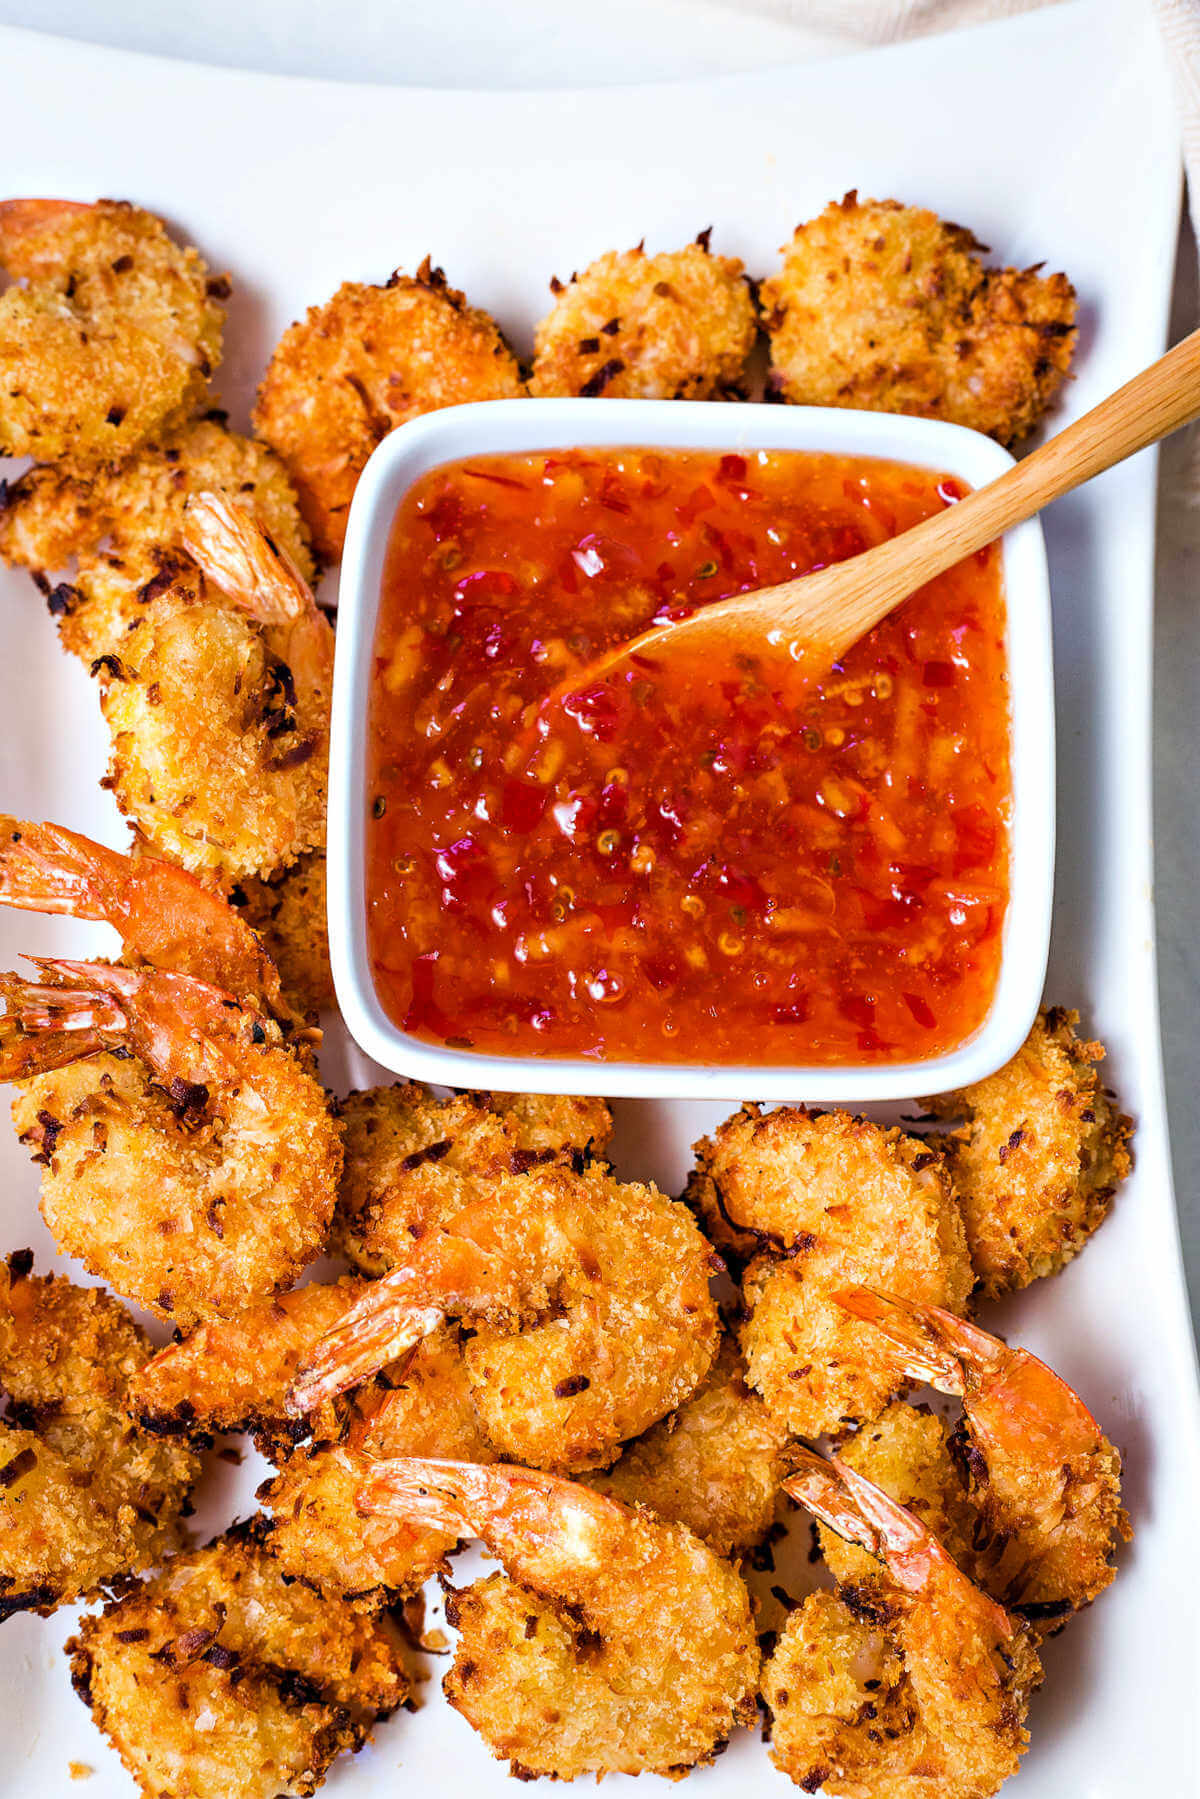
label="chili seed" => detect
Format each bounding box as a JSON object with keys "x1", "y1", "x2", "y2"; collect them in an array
[
  {"x1": 372, "y1": 796, "x2": 387, "y2": 818},
  {"x1": 597, "y1": 830, "x2": 620, "y2": 854}
]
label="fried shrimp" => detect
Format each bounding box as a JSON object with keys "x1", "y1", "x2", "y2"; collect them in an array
[
  {"x1": 0, "y1": 415, "x2": 314, "y2": 664},
  {"x1": 261, "y1": 1323, "x2": 496, "y2": 1607},
  {"x1": 581, "y1": 1331, "x2": 792, "y2": 1559},
  {"x1": 255, "y1": 260, "x2": 526, "y2": 560},
  {"x1": 231, "y1": 852, "x2": 333, "y2": 1018},
  {"x1": 0, "y1": 814, "x2": 298, "y2": 1025},
  {"x1": 926, "y1": 1007, "x2": 1134, "y2": 1297},
  {"x1": 132, "y1": 1279, "x2": 369, "y2": 1458},
  {"x1": 2, "y1": 958, "x2": 341, "y2": 1325},
  {"x1": 333, "y1": 1080, "x2": 612, "y2": 1276},
  {"x1": 0, "y1": 198, "x2": 225, "y2": 467},
  {"x1": 0, "y1": 1252, "x2": 197, "y2": 1621},
  {"x1": 702, "y1": 1104, "x2": 972, "y2": 1436},
  {"x1": 838, "y1": 1288, "x2": 1128, "y2": 1623},
  {"x1": 94, "y1": 492, "x2": 332, "y2": 886},
  {"x1": 765, "y1": 1450, "x2": 1040, "y2": 1798},
  {"x1": 292, "y1": 1163, "x2": 721, "y2": 1474},
  {"x1": 761, "y1": 192, "x2": 1076, "y2": 445},
  {"x1": 66, "y1": 1522, "x2": 407, "y2": 1799},
  {"x1": 359, "y1": 1459, "x2": 760, "y2": 1779},
  {"x1": 530, "y1": 233, "x2": 757, "y2": 401}
]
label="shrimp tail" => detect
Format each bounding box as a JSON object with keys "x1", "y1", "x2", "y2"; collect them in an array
[
  {"x1": 833, "y1": 1286, "x2": 1006, "y2": 1395},
  {"x1": 0, "y1": 817, "x2": 113, "y2": 918},
  {"x1": 0, "y1": 969, "x2": 121, "y2": 1078},
  {"x1": 357, "y1": 1456, "x2": 623, "y2": 1554},
  {"x1": 356, "y1": 1456, "x2": 485, "y2": 1537},
  {"x1": 285, "y1": 1279, "x2": 444, "y2": 1415},
  {"x1": 183, "y1": 493, "x2": 316, "y2": 628}
]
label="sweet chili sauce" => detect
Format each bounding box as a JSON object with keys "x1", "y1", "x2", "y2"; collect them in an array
[{"x1": 366, "y1": 447, "x2": 1011, "y2": 1065}]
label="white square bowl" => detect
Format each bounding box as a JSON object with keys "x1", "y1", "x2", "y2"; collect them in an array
[{"x1": 329, "y1": 397, "x2": 1054, "y2": 1101}]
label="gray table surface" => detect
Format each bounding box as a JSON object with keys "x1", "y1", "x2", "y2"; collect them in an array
[{"x1": 1, "y1": 0, "x2": 1195, "y2": 1341}]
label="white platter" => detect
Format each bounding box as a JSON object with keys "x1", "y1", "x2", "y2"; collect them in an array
[{"x1": 0, "y1": 2, "x2": 1197, "y2": 1795}]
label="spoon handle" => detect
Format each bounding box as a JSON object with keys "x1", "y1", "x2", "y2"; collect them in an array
[{"x1": 775, "y1": 323, "x2": 1200, "y2": 654}]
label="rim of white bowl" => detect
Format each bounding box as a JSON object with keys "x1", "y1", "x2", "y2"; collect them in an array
[{"x1": 328, "y1": 398, "x2": 1054, "y2": 1102}]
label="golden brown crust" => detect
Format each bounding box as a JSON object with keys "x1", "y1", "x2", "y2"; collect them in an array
[
  {"x1": 65, "y1": 1526, "x2": 407, "y2": 1799},
  {"x1": 0, "y1": 1253, "x2": 197, "y2": 1619},
  {"x1": 927, "y1": 1006, "x2": 1133, "y2": 1297},
  {"x1": 701, "y1": 1105, "x2": 971, "y2": 1436},
  {"x1": 819, "y1": 1401, "x2": 975, "y2": 1590},
  {"x1": 530, "y1": 237, "x2": 758, "y2": 400},
  {"x1": 762, "y1": 192, "x2": 1076, "y2": 445},
  {"x1": 231, "y1": 852, "x2": 333, "y2": 1018},
  {"x1": 0, "y1": 199, "x2": 225, "y2": 468},
  {"x1": 255, "y1": 261, "x2": 525, "y2": 560}
]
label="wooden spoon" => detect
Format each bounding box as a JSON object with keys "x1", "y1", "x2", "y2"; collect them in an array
[{"x1": 547, "y1": 325, "x2": 1200, "y2": 699}]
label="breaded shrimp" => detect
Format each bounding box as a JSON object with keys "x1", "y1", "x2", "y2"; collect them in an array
[
  {"x1": 132, "y1": 1279, "x2": 369, "y2": 1458},
  {"x1": 0, "y1": 415, "x2": 314, "y2": 664},
  {"x1": 530, "y1": 233, "x2": 758, "y2": 401},
  {"x1": 839, "y1": 1288, "x2": 1129, "y2": 1623},
  {"x1": 926, "y1": 1006, "x2": 1133, "y2": 1297},
  {"x1": 683, "y1": 1120, "x2": 765, "y2": 1268},
  {"x1": 255, "y1": 259, "x2": 526, "y2": 560},
  {"x1": 762, "y1": 192, "x2": 1076, "y2": 446},
  {"x1": 232, "y1": 852, "x2": 333, "y2": 1019},
  {"x1": 0, "y1": 814, "x2": 299, "y2": 1026},
  {"x1": 0, "y1": 199, "x2": 225, "y2": 467},
  {"x1": 2, "y1": 958, "x2": 341, "y2": 1325},
  {"x1": 703, "y1": 1104, "x2": 972, "y2": 1436},
  {"x1": 766, "y1": 1449, "x2": 1041, "y2": 1798},
  {"x1": 292, "y1": 1163, "x2": 722, "y2": 1474},
  {"x1": 0, "y1": 1251, "x2": 197, "y2": 1621},
  {"x1": 261, "y1": 1324, "x2": 496, "y2": 1607},
  {"x1": 96, "y1": 493, "x2": 332, "y2": 885},
  {"x1": 359, "y1": 1459, "x2": 760, "y2": 1779},
  {"x1": 333, "y1": 1080, "x2": 612, "y2": 1275},
  {"x1": 582, "y1": 1331, "x2": 792, "y2": 1559},
  {"x1": 66, "y1": 1522, "x2": 407, "y2": 1799}
]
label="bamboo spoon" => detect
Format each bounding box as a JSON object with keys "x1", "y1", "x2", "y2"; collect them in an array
[{"x1": 545, "y1": 325, "x2": 1200, "y2": 702}]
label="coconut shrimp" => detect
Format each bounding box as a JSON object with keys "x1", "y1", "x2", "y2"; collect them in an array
[
  {"x1": 765, "y1": 1449, "x2": 1041, "y2": 1798},
  {"x1": 132, "y1": 1278, "x2": 370, "y2": 1458},
  {"x1": 582, "y1": 1331, "x2": 792, "y2": 1560},
  {"x1": 0, "y1": 198, "x2": 225, "y2": 468},
  {"x1": 701, "y1": 1104, "x2": 972, "y2": 1437},
  {"x1": 761, "y1": 192, "x2": 1076, "y2": 445},
  {"x1": 232, "y1": 851, "x2": 333, "y2": 1019},
  {"x1": 66, "y1": 1522, "x2": 407, "y2": 1799},
  {"x1": 333, "y1": 1079, "x2": 612, "y2": 1275},
  {"x1": 1, "y1": 957, "x2": 341, "y2": 1325},
  {"x1": 838, "y1": 1288, "x2": 1129, "y2": 1623},
  {"x1": 926, "y1": 1007, "x2": 1134, "y2": 1297},
  {"x1": 292, "y1": 1162, "x2": 721, "y2": 1474},
  {"x1": 0, "y1": 1251, "x2": 198, "y2": 1621},
  {"x1": 95, "y1": 492, "x2": 332, "y2": 886},
  {"x1": 530, "y1": 233, "x2": 758, "y2": 401},
  {"x1": 0, "y1": 414, "x2": 315, "y2": 665},
  {"x1": 255, "y1": 259, "x2": 526, "y2": 560},
  {"x1": 261, "y1": 1323, "x2": 497, "y2": 1607},
  {"x1": 0, "y1": 814, "x2": 299, "y2": 1026},
  {"x1": 359, "y1": 1459, "x2": 760, "y2": 1779}
]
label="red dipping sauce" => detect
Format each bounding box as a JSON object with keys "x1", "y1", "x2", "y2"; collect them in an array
[{"x1": 366, "y1": 448, "x2": 1011, "y2": 1065}]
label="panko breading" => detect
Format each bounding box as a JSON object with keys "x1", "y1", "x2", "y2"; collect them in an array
[
  {"x1": 132, "y1": 1279, "x2": 369, "y2": 1459},
  {"x1": 254, "y1": 259, "x2": 525, "y2": 560},
  {"x1": 702, "y1": 1104, "x2": 972, "y2": 1436},
  {"x1": 530, "y1": 234, "x2": 757, "y2": 401},
  {"x1": 0, "y1": 198, "x2": 225, "y2": 468},
  {"x1": 682, "y1": 1150, "x2": 762, "y2": 1270},
  {"x1": 0, "y1": 1252, "x2": 197, "y2": 1620},
  {"x1": 6, "y1": 965, "x2": 342, "y2": 1327},
  {"x1": 333, "y1": 1081, "x2": 612, "y2": 1275},
  {"x1": 769, "y1": 1451, "x2": 1041, "y2": 1799},
  {"x1": 582, "y1": 1331, "x2": 792, "y2": 1560},
  {"x1": 232, "y1": 852, "x2": 334, "y2": 1019},
  {"x1": 66, "y1": 1524, "x2": 407, "y2": 1799},
  {"x1": 0, "y1": 415, "x2": 314, "y2": 661},
  {"x1": 927, "y1": 1007, "x2": 1133, "y2": 1297},
  {"x1": 359, "y1": 1460, "x2": 760, "y2": 1780},
  {"x1": 762, "y1": 192, "x2": 1076, "y2": 445},
  {"x1": 262, "y1": 1324, "x2": 495, "y2": 1607},
  {"x1": 297, "y1": 1162, "x2": 722, "y2": 1475}
]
